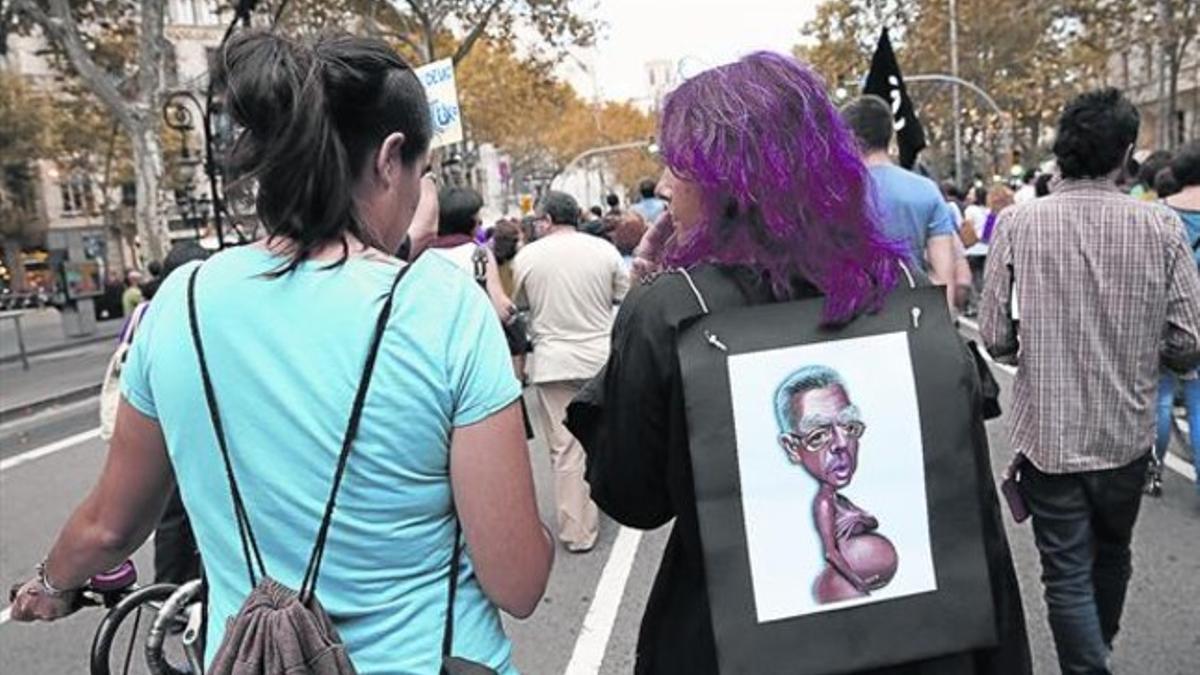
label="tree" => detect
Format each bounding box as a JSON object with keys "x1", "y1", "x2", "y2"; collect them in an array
[
  {"x1": 384, "y1": 0, "x2": 596, "y2": 66},
  {"x1": 585, "y1": 101, "x2": 660, "y2": 195},
  {"x1": 1152, "y1": 0, "x2": 1197, "y2": 149},
  {"x1": 277, "y1": 0, "x2": 597, "y2": 67},
  {"x1": 793, "y1": 0, "x2": 906, "y2": 90},
  {"x1": 13, "y1": 0, "x2": 169, "y2": 262},
  {"x1": 0, "y1": 73, "x2": 50, "y2": 287},
  {"x1": 1067, "y1": 0, "x2": 1198, "y2": 149},
  {"x1": 795, "y1": 0, "x2": 1116, "y2": 180},
  {"x1": 454, "y1": 37, "x2": 571, "y2": 176}
]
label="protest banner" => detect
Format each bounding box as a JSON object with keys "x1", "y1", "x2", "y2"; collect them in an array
[{"x1": 415, "y1": 58, "x2": 464, "y2": 149}]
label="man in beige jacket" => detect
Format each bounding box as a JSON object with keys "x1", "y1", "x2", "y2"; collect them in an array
[{"x1": 514, "y1": 191, "x2": 631, "y2": 552}]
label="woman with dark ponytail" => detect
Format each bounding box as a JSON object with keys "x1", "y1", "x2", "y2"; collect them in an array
[{"x1": 10, "y1": 30, "x2": 553, "y2": 674}]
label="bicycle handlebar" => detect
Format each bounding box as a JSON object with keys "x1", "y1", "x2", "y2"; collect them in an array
[{"x1": 7, "y1": 560, "x2": 138, "y2": 612}]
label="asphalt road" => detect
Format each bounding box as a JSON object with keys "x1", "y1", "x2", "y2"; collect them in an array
[{"x1": 1, "y1": 363, "x2": 1197, "y2": 674}]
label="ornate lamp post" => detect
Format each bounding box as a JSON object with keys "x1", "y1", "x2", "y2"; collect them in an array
[{"x1": 163, "y1": 90, "x2": 232, "y2": 248}]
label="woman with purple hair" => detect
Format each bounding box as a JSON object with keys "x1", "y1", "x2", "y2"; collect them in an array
[{"x1": 567, "y1": 52, "x2": 1029, "y2": 674}]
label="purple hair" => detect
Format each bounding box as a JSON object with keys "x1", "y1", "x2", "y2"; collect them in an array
[{"x1": 659, "y1": 51, "x2": 904, "y2": 324}]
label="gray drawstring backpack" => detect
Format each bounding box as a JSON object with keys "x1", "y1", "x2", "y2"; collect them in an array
[{"x1": 188, "y1": 263, "x2": 496, "y2": 675}]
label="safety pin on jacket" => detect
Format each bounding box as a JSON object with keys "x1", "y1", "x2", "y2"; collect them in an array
[{"x1": 704, "y1": 329, "x2": 728, "y2": 352}]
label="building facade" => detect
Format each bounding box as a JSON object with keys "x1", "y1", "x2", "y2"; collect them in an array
[
  {"x1": 1, "y1": 0, "x2": 228, "y2": 294},
  {"x1": 1108, "y1": 41, "x2": 1200, "y2": 151}
]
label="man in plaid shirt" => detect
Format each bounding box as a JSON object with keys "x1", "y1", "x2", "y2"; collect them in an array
[{"x1": 980, "y1": 89, "x2": 1200, "y2": 674}]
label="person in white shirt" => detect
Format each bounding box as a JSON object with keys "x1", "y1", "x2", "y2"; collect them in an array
[
  {"x1": 513, "y1": 191, "x2": 631, "y2": 552},
  {"x1": 1013, "y1": 168, "x2": 1038, "y2": 204},
  {"x1": 426, "y1": 186, "x2": 514, "y2": 323}
]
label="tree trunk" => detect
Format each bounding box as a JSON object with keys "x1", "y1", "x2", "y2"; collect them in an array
[
  {"x1": 1154, "y1": 0, "x2": 1170, "y2": 148},
  {"x1": 1, "y1": 237, "x2": 28, "y2": 292},
  {"x1": 1167, "y1": 50, "x2": 1180, "y2": 149},
  {"x1": 131, "y1": 122, "x2": 167, "y2": 264}
]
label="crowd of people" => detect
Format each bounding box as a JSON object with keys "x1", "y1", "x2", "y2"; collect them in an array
[{"x1": 8, "y1": 27, "x2": 1200, "y2": 675}]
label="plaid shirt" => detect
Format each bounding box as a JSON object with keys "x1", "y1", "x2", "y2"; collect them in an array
[{"x1": 980, "y1": 178, "x2": 1200, "y2": 473}]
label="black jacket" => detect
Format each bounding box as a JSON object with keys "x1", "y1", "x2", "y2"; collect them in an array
[{"x1": 567, "y1": 264, "x2": 1031, "y2": 675}]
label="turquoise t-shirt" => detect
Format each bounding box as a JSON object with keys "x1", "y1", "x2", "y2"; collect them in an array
[
  {"x1": 1171, "y1": 207, "x2": 1200, "y2": 268},
  {"x1": 121, "y1": 246, "x2": 522, "y2": 674}
]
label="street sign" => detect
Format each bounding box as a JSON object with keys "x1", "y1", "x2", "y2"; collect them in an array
[{"x1": 415, "y1": 58, "x2": 464, "y2": 149}]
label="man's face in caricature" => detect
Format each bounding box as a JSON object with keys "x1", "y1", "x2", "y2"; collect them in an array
[{"x1": 778, "y1": 385, "x2": 865, "y2": 489}]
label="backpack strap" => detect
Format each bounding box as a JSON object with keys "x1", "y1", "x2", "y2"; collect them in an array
[
  {"x1": 472, "y1": 245, "x2": 488, "y2": 290},
  {"x1": 300, "y1": 262, "x2": 414, "y2": 602},
  {"x1": 188, "y1": 266, "x2": 268, "y2": 589},
  {"x1": 442, "y1": 520, "x2": 463, "y2": 658},
  {"x1": 897, "y1": 260, "x2": 917, "y2": 289},
  {"x1": 118, "y1": 301, "x2": 150, "y2": 348},
  {"x1": 677, "y1": 267, "x2": 710, "y2": 315},
  {"x1": 187, "y1": 261, "x2": 414, "y2": 596}
]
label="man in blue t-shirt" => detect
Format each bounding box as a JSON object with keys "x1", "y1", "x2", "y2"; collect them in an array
[
  {"x1": 843, "y1": 96, "x2": 959, "y2": 309},
  {"x1": 629, "y1": 177, "x2": 667, "y2": 226}
]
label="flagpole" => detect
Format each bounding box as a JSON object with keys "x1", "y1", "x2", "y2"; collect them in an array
[{"x1": 949, "y1": 0, "x2": 963, "y2": 187}]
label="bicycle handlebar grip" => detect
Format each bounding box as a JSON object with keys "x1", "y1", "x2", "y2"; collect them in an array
[{"x1": 89, "y1": 560, "x2": 137, "y2": 592}]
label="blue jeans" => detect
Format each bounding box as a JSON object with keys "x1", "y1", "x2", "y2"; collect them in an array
[
  {"x1": 1154, "y1": 372, "x2": 1200, "y2": 489},
  {"x1": 1019, "y1": 454, "x2": 1149, "y2": 675}
]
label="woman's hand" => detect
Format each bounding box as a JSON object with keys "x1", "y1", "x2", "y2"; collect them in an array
[{"x1": 8, "y1": 578, "x2": 78, "y2": 622}]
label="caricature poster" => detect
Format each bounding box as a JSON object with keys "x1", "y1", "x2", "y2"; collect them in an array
[
  {"x1": 678, "y1": 286, "x2": 997, "y2": 674},
  {"x1": 729, "y1": 332, "x2": 937, "y2": 622}
]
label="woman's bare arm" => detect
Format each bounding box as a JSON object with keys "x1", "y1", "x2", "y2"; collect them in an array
[
  {"x1": 406, "y1": 175, "x2": 439, "y2": 260},
  {"x1": 11, "y1": 400, "x2": 174, "y2": 621},
  {"x1": 483, "y1": 248, "x2": 515, "y2": 324},
  {"x1": 450, "y1": 401, "x2": 553, "y2": 618},
  {"x1": 46, "y1": 400, "x2": 174, "y2": 587}
]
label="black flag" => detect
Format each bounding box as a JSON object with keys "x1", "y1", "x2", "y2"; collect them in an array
[{"x1": 863, "y1": 28, "x2": 926, "y2": 169}]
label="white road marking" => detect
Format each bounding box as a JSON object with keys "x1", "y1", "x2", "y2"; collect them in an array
[
  {"x1": 0, "y1": 395, "x2": 99, "y2": 435},
  {"x1": 1163, "y1": 452, "x2": 1197, "y2": 482},
  {"x1": 564, "y1": 526, "x2": 643, "y2": 674},
  {"x1": 0, "y1": 428, "x2": 100, "y2": 472},
  {"x1": 0, "y1": 607, "x2": 10, "y2": 625}
]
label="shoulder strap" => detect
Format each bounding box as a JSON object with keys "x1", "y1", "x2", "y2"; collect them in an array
[
  {"x1": 897, "y1": 260, "x2": 917, "y2": 289},
  {"x1": 118, "y1": 301, "x2": 150, "y2": 347},
  {"x1": 442, "y1": 520, "x2": 463, "y2": 657},
  {"x1": 472, "y1": 245, "x2": 488, "y2": 289},
  {"x1": 299, "y1": 263, "x2": 414, "y2": 602},
  {"x1": 677, "y1": 267, "x2": 710, "y2": 315},
  {"x1": 187, "y1": 261, "x2": 414, "y2": 596},
  {"x1": 188, "y1": 266, "x2": 267, "y2": 589}
]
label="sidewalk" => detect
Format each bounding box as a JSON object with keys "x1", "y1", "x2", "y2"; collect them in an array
[
  {"x1": 0, "y1": 340, "x2": 113, "y2": 422},
  {"x1": 0, "y1": 308, "x2": 123, "y2": 363}
]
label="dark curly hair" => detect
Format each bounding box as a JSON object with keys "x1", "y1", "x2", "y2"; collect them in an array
[
  {"x1": 1052, "y1": 88, "x2": 1139, "y2": 180},
  {"x1": 1170, "y1": 141, "x2": 1200, "y2": 188}
]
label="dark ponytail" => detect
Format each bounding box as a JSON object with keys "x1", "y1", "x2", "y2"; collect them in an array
[{"x1": 213, "y1": 30, "x2": 432, "y2": 273}]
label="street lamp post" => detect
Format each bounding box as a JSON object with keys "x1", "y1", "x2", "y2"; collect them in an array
[
  {"x1": 845, "y1": 74, "x2": 1012, "y2": 181},
  {"x1": 904, "y1": 74, "x2": 1013, "y2": 177},
  {"x1": 175, "y1": 190, "x2": 212, "y2": 242},
  {"x1": 549, "y1": 140, "x2": 657, "y2": 202},
  {"x1": 949, "y1": 0, "x2": 963, "y2": 186},
  {"x1": 162, "y1": 90, "x2": 231, "y2": 249}
]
